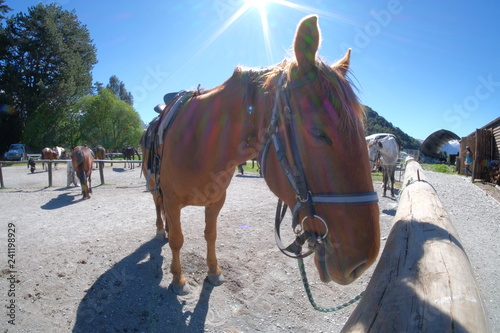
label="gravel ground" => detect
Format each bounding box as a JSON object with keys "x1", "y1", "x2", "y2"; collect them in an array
[{"x1": 0, "y1": 163, "x2": 498, "y2": 332}]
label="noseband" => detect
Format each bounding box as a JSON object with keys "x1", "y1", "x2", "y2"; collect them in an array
[{"x1": 260, "y1": 72, "x2": 378, "y2": 259}]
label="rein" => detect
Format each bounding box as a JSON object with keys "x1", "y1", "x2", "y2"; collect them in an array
[{"x1": 260, "y1": 72, "x2": 378, "y2": 311}]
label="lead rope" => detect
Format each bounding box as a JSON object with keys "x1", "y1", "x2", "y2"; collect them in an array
[{"x1": 297, "y1": 257, "x2": 363, "y2": 312}]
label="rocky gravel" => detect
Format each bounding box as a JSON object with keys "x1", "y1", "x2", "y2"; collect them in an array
[{"x1": 0, "y1": 163, "x2": 498, "y2": 332}]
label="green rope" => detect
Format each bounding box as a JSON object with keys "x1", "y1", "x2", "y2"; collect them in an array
[{"x1": 297, "y1": 258, "x2": 363, "y2": 312}]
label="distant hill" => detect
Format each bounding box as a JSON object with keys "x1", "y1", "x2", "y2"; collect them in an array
[
  {"x1": 441, "y1": 140, "x2": 459, "y2": 154},
  {"x1": 364, "y1": 106, "x2": 421, "y2": 150}
]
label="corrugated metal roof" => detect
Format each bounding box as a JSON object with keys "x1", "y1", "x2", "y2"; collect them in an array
[{"x1": 421, "y1": 129, "x2": 460, "y2": 158}]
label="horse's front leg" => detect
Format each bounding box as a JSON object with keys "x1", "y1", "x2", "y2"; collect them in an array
[
  {"x1": 382, "y1": 168, "x2": 388, "y2": 197},
  {"x1": 164, "y1": 202, "x2": 188, "y2": 295},
  {"x1": 154, "y1": 192, "x2": 167, "y2": 240},
  {"x1": 390, "y1": 168, "x2": 396, "y2": 197},
  {"x1": 204, "y1": 191, "x2": 227, "y2": 286}
]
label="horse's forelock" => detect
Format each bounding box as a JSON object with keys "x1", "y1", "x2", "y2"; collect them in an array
[
  {"x1": 231, "y1": 59, "x2": 365, "y2": 139},
  {"x1": 259, "y1": 59, "x2": 364, "y2": 135},
  {"x1": 316, "y1": 60, "x2": 364, "y2": 132}
]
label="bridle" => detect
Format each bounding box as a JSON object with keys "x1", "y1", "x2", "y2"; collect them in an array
[
  {"x1": 368, "y1": 140, "x2": 381, "y2": 162},
  {"x1": 260, "y1": 71, "x2": 379, "y2": 259},
  {"x1": 368, "y1": 143, "x2": 381, "y2": 170}
]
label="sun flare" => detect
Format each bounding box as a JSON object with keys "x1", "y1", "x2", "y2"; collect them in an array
[{"x1": 244, "y1": 0, "x2": 270, "y2": 10}]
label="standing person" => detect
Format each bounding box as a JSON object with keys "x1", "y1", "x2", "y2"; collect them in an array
[{"x1": 465, "y1": 146, "x2": 473, "y2": 177}]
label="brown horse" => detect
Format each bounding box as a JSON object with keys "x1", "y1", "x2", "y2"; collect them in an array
[
  {"x1": 71, "y1": 146, "x2": 94, "y2": 199},
  {"x1": 41, "y1": 147, "x2": 56, "y2": 170},
  {"x1": 142, "y1": 15, "x2": 379, "y2": 295},
  {"x1": 94, "y1": 145, "x2": 106, "y2": 168},
  {"x1": 122, "y1": 145, "x2": 140, "y2": 169}
]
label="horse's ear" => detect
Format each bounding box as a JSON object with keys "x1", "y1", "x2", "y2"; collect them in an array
[
  {"x1": 333, "y1": 48, "x2": 351, "y2": 77},
  {"x1": 293, "y1": 15, "x2": 320, "y2": 74}
]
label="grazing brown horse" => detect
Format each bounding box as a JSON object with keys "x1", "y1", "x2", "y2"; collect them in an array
[
  {"x1": 94, "y1": 145, "x2": 106, "y2": 168},
  {"x1": 142, "y1": 15, "x2": 379, "y2": 295},
  {"x1": 71, "y1": 146, "x2": 94, "y2": 199},
  {"x1": 122, "y1": 145, "x2": 140, "y2": 169}
]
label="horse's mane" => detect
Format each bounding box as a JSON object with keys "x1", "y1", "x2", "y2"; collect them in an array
[{"x1": 231, "y1": 58, "x2": 365, "y2": 135}]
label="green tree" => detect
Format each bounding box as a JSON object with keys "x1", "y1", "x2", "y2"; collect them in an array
[
  {"x1": 0, "y1": 0, "x2": 12, "y2": 21},
  {"x1": 0, "y1": 3, "x2": 97, "y2": 150},
  {"x1": 364, "y1": 105, "x2": 421, "y2": 150},
  {"x1": 75, "y1": 89, "x2": 143, "y2": 151},
  {"x1": 106, "y1": 75, "x2": 134, "y2": 106}
]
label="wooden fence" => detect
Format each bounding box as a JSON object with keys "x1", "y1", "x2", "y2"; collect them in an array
[
  {"x1": 341, "y1": 158, "x2": 490, "y2": 332},
  {"x1": 0, "y1": 159, "x2": 142, "y2": 188}
]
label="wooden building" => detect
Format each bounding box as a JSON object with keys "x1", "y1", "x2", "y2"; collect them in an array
[{"x1": 457, "y1": 116, "x2": 500, "y2": 183}]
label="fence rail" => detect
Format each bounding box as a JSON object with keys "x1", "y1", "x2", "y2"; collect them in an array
[
  {"x1": 341, "y1": 158, "x2": 490, "y2": 332},
  {"x1": 0, "y1": 159, "x2": 143, "y2": 188}
]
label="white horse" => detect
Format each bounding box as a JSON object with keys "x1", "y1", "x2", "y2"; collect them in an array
[
  {"x1": 53, "y1": 146, "x2": 66, "y2": 170},
  {"x1": 66, "y1": 162, "x2": 79, "y2": 187},
  {"x1": 368, "y1": 134, "x2": 400, "y2": 197}
]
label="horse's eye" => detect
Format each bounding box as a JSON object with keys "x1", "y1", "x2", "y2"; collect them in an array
[{"x1": 310, "y1": 128, "x2": 332, "y2": 145}]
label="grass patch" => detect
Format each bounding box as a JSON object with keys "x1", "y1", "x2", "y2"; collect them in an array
[
  {"x1": 421, "y1": 163, "x2": 456, "y2": 174},
  {"x1": 371, "y1": 172, "x2": 383, "y2": 182},
  {"x1": 370, "y1": 171, "x2": 403, "y2": 189},
  {"x1": 236, "y1": 162, "x2": 260, "y2": 174}
]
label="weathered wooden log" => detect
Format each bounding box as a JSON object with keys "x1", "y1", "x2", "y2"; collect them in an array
[{"x1": 342, "y1": 159, "x2": 490, "y2": 333}]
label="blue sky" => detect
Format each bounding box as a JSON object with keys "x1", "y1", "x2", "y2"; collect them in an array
[{"x1": 10, "y1": 0, "x2": 500, "y2": 140}]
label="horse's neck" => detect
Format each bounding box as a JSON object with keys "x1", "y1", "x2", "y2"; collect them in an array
[{"x1": 196, "y1": 79, "x2": 273, "y2": 161}]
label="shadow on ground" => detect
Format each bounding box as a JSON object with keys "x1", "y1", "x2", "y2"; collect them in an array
[
  {"x1": 72, "y1": 238, "x2": 216, "y2": 333},
  {"x1": 41, "y1": 192, "x2": 80, "y2": 210}
]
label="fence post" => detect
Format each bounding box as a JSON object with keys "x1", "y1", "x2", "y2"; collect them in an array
[
  {"x1": 48, "y1": 161, "x2": 53, "y2": 187},
  {"x1": 99, "y1": 161, "x2": 105, "y2": 185},
  {"x1": 0, "y1": 163, "x2": 4, "y2": 188}
]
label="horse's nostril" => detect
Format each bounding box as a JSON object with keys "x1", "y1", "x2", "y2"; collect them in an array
[{"x1": 349, "y1": 260, "x2": 368, "y2": 281}]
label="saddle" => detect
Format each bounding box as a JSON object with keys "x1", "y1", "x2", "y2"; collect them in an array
[{"x1": 144, "y1": 90, "x2": 194, "y2": 192}]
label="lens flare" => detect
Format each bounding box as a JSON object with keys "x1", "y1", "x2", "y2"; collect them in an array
[{"x1": 244, "y1": 0, "x2": 269, "y2": 10}]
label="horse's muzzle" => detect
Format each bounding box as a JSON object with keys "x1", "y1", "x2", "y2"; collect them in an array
[{"x1": 313, "y1": 240, "x2": 369, "y2": 285}]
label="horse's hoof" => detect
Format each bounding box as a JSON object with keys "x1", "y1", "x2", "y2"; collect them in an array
[
  {"x1": 170, "y1": 283, "x2": 190, "y2": 295},
  {"x1": 155, "y1": 229, "x2": 166, "y2": 240},
  {"x1": 207, "y1": 273, "x2": 225, "y2": 286}
]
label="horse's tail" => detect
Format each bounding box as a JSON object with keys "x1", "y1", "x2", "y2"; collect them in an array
[{"x1": 75, "y1": 164, "x2": 86, "y2": 186}]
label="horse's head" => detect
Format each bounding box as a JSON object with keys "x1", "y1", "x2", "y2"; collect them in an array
[
  {"x1": 95, "y1": 145, "x2": 106, "y2": 159},
  {"x1": 262, "y1": 15, "x2": 380, "y2": 285},
  {"x1": 53, "y1": 146, "x2": 65, "y2": 159},
  {"x1": 367, "y1": 140, "x2": 380, "y2": 170}
]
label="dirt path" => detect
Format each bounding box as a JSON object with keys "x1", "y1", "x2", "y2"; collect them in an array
[{"x1": 0, "y1": 164, "x2": 497, "y2": 332}]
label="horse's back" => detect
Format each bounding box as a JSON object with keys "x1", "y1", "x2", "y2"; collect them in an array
[
  {"x1": 42, "y1": 147, "x2": 56, "y2": 159},
  {"x1": 380, "y1": 135, "x2": 400, "y2": 164},
  {"x1": 72, "y1": 146, "x2": 94, "y2": 171}
]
